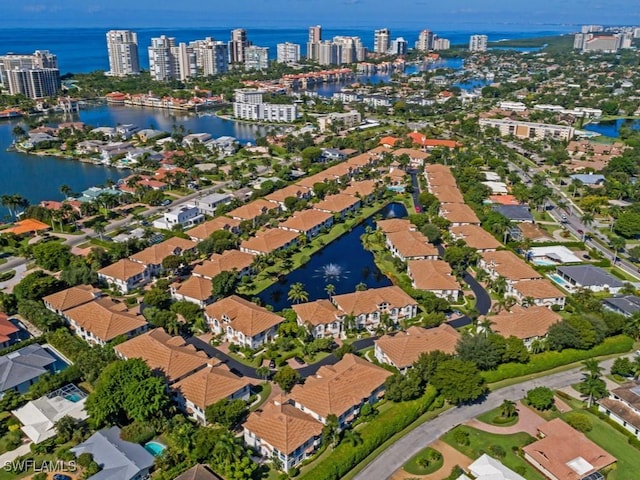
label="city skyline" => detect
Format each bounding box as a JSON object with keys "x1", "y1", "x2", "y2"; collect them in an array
[{"x1": 4, "y1": 0, "x2": 638, "y2": 28}]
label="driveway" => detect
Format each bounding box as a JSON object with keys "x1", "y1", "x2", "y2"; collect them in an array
[
  {"x1": 466, "y1": 400, "x2": 545, "y2": 436},
  {"x1": 392, "y1": 440, "x2": 472, "y2": 480},
  {"x1": 0, "y1": 442, "x2": 32, "y2": 467}
]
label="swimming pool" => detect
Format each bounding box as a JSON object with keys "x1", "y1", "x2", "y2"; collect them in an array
[
  {"x1": 548, "y1": 274, "x2": 572, "y2": 290},
  {"x1": 531, "y1": 258, "x2": 558, "y2": 266},
  {"x1": 386, "y1": 185, "x2": 405, "y2": 192},
  {"x1": 144, "y1": 441, "x2": 166, "y2": 457}
]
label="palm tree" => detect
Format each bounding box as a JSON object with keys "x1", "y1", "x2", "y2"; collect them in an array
[
  {"x1": 625, "y1": 312, "x2": 640, "y2": 340},
  {"x1": 499, "y1": 399, "x2": 517, "y2": 419},
  {"x1": 325, "y1": 283, "x2": 336, "y2": 298},
  {"x1": 342, "y1": 429, "x2": 363, "y2": 447},
  {"x1": 93, "y1": 221, "x2": 107, "y2": 241},
  {"x1": 343, "y1": 313, "x2": 357, "y2": 333},
  {"x1": 580, "y1": 359, "x2": 606, "y2": 408},
  {"x1": 1, "y1": 194, "x2": 16, "y2": 219},
  {"x1": 256, "y1": 366, "x2": 271, "y2": 380},
  {"x1": 491, "y1": 276, "x2": 508, "y2": 297},
  {"x1": 610, "y1": 236, "x2": 626, "y2": 265},
  {"x1": 212, "y1": 431, "x2": 243, "y2": 466},
  {"x1": 322, "y1": 414, "x2": 341, "y2": 448},
  {"x1": 59, "y1": 184, "x2": 73, "y2": 199},
  {"x1": 530, "y1": 338, "x2": 546, "y2": 354},
  {"x1": 287, "y1": 282, "x2": 309, "y2": 304}
]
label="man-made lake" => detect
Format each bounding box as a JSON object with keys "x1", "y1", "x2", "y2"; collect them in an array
[
  {"x1": 583, "y1": 118, "x2": 640, "y2": 138},
  {"x1": 259, "y1": 202, "x2": 408, "y2": 311}
]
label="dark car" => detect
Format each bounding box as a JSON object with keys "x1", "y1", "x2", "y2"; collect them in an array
[
  {"x1": 53, "y1": 475, "x2": 72, "y2": 480},
  {"x1": 583, "y1": 254, "x2": 591, "y2": 260},
  {"x1": 268, "y1": 359, "x2": 276, "y2": 369},
  {"x1": 577, "y1": 229, "x2": 584, "y2": 236},
  {"x1": 293, "y1": 356, "x2": 305, "y2": 365}
]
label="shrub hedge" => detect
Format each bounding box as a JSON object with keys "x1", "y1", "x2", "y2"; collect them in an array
[
  {"x1": 483, "y1": 335, "x2": 633, "y2": 384},
  {"x1": 299, "y1": 386, "x2": 439, "y2": 480}
]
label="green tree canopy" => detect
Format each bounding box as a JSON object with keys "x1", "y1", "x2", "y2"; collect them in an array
[{"x1": 431, "y1": 359, "x2": 487, "y2": 405}]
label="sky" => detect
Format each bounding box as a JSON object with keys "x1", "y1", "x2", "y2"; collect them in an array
[{"x1": 3, "y1": 0, "x2": 638, "y2": 29}]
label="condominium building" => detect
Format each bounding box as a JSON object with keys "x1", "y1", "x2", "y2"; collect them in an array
[
  {"x1": 191, "y1": 38, "x2": 228, "y2": 76},
  {"x1": 106, "y1": 30, "x2": 140, "y2": 76},
  {"x1": 318, "y1": 41, "x2": 341, "y2": 66},
  {"x1": 469, "y1": 34, "x2": 488, "y2": 52},
  {"x1": 388, "y1": 37, "x2": 408, "y2": 55},
  {"x1": 233, "y1": 89, "x2": 298, "y2": 122},
  {"x1": 333, "y1": 36, "x2": 366, "y2": 64},
  {"x1": 574, "y1": 32, "x2": 630, "y2": 53},
  {"x1": 479, "y1": 118, "x2": 574, "y2": 141},
  {"x1": 374, "y1": 28, "x2": 391, "y2": 53},
  {"x1": 0, "y1": 50, "x2": 57, "y2": 90},
  {"x1": 307, "y1": 25, "x2": 322, "y2": 61},
  {"x1": 148, "y1": 36, "x2": 197, "y2": 81},
  {"x1": 433, "y1": 37, "x2": 451, "y2": 50},
  {"x1": 415, "y1": 30, "x2": 434, "y2": 51},
  {"x1": 244, "y1": 46, "x2": 269, "y2": 70},
  {"x1": 277, "y1": 42, "x2": 301, "y2": 64},
  {"x1": 229, "y1": 28, "x2": 249, "y2": 64},
  {"x1": 6, "y1": 68, "x2": 60, "y2": 99}
]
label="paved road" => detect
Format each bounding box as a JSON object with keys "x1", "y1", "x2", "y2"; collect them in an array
[{"x1": 353, "y1": 356, "x2": 621, "y2": 480}]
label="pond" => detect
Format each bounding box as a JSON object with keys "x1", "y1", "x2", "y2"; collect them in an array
[
  {"x1": 583, "y1": 118, "x2": 640, "y2": 138},
  {"x1": 259, "y1": 202, "x2": 408, "y2": 311}
]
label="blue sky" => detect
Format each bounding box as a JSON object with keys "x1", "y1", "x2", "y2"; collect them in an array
[{"x1": 4, "y1": 0, "x2": 637, "y2": 28}]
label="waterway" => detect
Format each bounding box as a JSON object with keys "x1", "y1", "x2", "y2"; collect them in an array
[
  {"x1": 258, "y1": 201, "x2": 408, "y2": 311},
  {"x1": 583, "y1": 118, "x2": 640, "y2": 138}
]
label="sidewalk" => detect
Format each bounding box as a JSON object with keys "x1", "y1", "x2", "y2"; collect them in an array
[
  {"x1": 0, "y1": 442, "x2": 32, "y2": 466},
  {"x1": 467, "y1": 401, "x2": 545, "y2": 436}
]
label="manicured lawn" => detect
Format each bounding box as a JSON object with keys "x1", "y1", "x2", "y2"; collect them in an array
[
  {"x1": 564, "y1": 410, "x2": 640, "y2": 480},
  {"x1": 442, "y1": 426, "x2": 545, "y2": 480},
  {"x1": 476, "y1": 406, "x2": 519, "y2": 427},
  {"x1": 250, "y1": 382, "x2": 272, "y2": 412},
  {"x1": 403, "y1": 447, "x2": 444, "y2": 475}
]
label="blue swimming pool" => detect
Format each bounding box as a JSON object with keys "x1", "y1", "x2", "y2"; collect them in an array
[
  {"x1": 549, "y1": 274, "x2": 572, "y2": 289},
  {"x1": 144, "y1": 441, "x2": 166, "y2": 457}
]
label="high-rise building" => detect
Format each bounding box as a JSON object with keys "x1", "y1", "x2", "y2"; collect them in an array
[
  {"x1": 277, "y1": 43, "x2": 301, "y2": 64},
  {"x1": 374, "y1": 28, "x2": 391, "y2": 54},
  {"x1": 576, "y1": 32, "x2": 628, "y2": 53},
  {"x1": 432, "y1": 37, "x2": 451, "y2": 51},
  {"x1": 245, "y1": 46, "x2": 269, "y2": 70},
  {"x1": 0, "y1": 50, "x2": 57, "y2": 89},
  {"x1": 229, "y1": 29, "x2": 249, "y2": 64},
  {"x1": 307, "y1": 25, "x2": 322, "y2": 61},
  {"x1": 106, "y1": 30, "x2": 140, "y2": 76},
  {"x1": 581, "y1": 25, "x2": 604, "y2": 34},
  {"x1": 333, "y1": 36, "x2": 366, "y2": 64},
  {"x1": 233, "y1": 89, "x2": 298, "y2": 122},
  {"x1": 176, "y1": 43, "x2": 197, "y2": 81},
  {"x1": 415, "y1": 30, "x2": 434, "y2": 51},
  {"x1": 318, "y1": 41, "x2": 340, "y2": 66},
  {"x1": 6, "y1": 68, "x2": 60, "y2": 99},
  {"x1": 148, "y1": 36, "x2": 197, "y2": 81},
  {"x1": 192, "y1": 38, "x2": 228, "y2": 76},
  {"x1": 469, "y1": 35, "x2": 488, "y2": 52},
  {"x1": 388, "y1": 38, "x2": 408, "y2": 56}
]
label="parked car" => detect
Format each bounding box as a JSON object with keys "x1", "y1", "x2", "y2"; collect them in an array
[
  {"x1": 268, "y1": 359, "x2": 276, "y2": 369},
  {"x1": 161, "y1": 199, "x2": 172, "y2": 206},
  {"x1": 583, "y1": 254, "x2": 591, "y2": 260},
  {"x1": 293, "y1": 356, "x2": 305, "y2": 365},
  {"x1": 53, "y1": 475, "x2": 71, "y2": 480}
]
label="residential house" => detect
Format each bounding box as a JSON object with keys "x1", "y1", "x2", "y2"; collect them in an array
[
  {"x1": 265, "y1": 185, "x2": 312, "y2": 210},
  {"x1": 171, "y1": 276, "x2": 214, "y2": 307},
  {"x1": 0, "y1": 314, "x2": 23, "y2": 349},
  {"x1": 569, "y1": 173, "x2": 606, "y2": 187},
  {"x1": 458, "y1": 454, "x2": 527, "y2": 480},
  {"x1": 292, "y1": 300, "x2": 342, "y2": 339},
  {"x1": 193, "y1": 250, "x2": 255, "y2": 280},
  {"x1": 174, "y1": 363, "x2": 252, "y2": 425},
  {"x1": 240, "y1": 228, "x2": 299, "y2": 256},
  {"x1": 523, "y1": 419, "x2": 615, "y2": 480},
  {"x1": 186, "y1": 216, "x2": 241, "y2": 242},
  {"x1": 431, "y1": 185, "x2": 465, "y2": 204},
  {"x1": 341, "y1": 180, "x2": 379, "y2": 203},
  {"x1": 205, "y1": 295, "x2": 284, "y2": 348},
  {"x1": 194, "y1": 193, "x2": 233, "y2": 216},
  {"x1": 62, "y1": 298, "x2": 148, "y2": 346},
  {"x1": 0, "y1": 345, "x2": 58, "y2": 394},
  {"x1": 598, "y1": 380, "x2": 640, "y2": 439},
  {"x1": 450, "y1": 225, "x2": 502, "y2": 252},
  {"x1": 97, "y1": 259, "x2": 150, "y2": 294},
  {"x1": 376, "y1": 218, "x2": 414, "y2": 234},
  {"x1": 43, "y1": 285, "x2": 102, "y2": 316},
  {"x1": 480, "y1": 251, "x2": 542, "y2": 293},
  {"x1": 288, "y1": 354, "x2": 392, "y2": 427},
  {"x1": 243, "y1": 398, "x2": 323, "y2": 473},
  {"x1": 71, "y1": 426, "x2": 155, "y2": 480},
  {"x1": 407, "y1": 259, "x2": 461, "y2": 301},
  {"x1": 527, "y1": 246, "x2": 583, "y2": 265},
  {"x1": 407, "y1": 132, "x2": 460, "y2": 150},
  {"x1": 603, "y1": 295, "x2": 640, "y2": 317},
  {"x1": 153, "y1": 204, "x2": 205, "y2": 230},
  {"x1": 174, "y1": 465, "x2": 224, "y2": 480},
  {"x1": 555, "y1": 265, "x2": 624, "y2": 294},
  {"x1": 279, "y1": 209, "x2": 334, "y2": 239},
  {"x1": 12, "y1": 384, "x2": 88, "y2": 444},
  {"x1": 424, "y1": 164, "x2": 457, "y2": 188},
  {"x1": 488, "y1": 306, "x2": 561, "y2": 350},
  {"x1": 492, "y1": 205, "x2": 535, "y2": 223},
  {"x1": 390, "y1": 148, "x2": 430, "y2": 167},
  {"x1": 511, "y1": 279, "x2": 567, "y2": 309},
  {"x1": 320, "y1": 148, "x2": 347, "y2": 161},
  {"x1": 115, "y1": 328, "x2": 209, "y2": 385},
  {"x1": 130, "y1": 237, "x2": 197, "y2": 276},
  {"x1": 385, "y1": 230, "x2": 438, "y2": 262},
  {"x1": 227, "y1": 199, "x2": 279, "y2": 226},
  {"x1": 313, "y1": 194, "x2": 361, "y2": 219},
  {"x1": 374, "y1": 324, "x2": 460, "y2": 373},
  {"x1": 331, "y1": 286, "x2": 418, "y2": 332},
  {"x1": 439, "y1": 203, "x2": 481, "y2": 226}
]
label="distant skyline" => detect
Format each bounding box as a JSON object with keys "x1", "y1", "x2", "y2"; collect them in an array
[{"x1": 3, "y1": 0, "x2": 638, "y2": 29}]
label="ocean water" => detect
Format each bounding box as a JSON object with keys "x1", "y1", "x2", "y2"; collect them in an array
[{"x1": 0, "y1": 27, "x2": 574, "y2": 74}]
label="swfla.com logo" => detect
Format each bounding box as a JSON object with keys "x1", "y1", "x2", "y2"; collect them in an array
[{"x1": 3, "y1": 459, "x2": 77, "y2": 472}]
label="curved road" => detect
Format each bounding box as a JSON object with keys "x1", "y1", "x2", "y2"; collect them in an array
[{"x1": 354, "y1": 356, "x2": 621, "y2": 480}]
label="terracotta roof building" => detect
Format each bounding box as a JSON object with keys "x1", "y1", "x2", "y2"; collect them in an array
[
  {"x1": 289, "y1": 354, "x2": 392, "y2": 427},
  {"x1": 376, "y1": 218, "x2": 413, "y2": 234},
  {"x1": 407, "y1": 259, "x2": 461, "y2": 301},
  {"x1": 129, "y1": 237, "x2": 196, "y2": 275},
  {"x1": 279, "y1": 209, "x2": 334, "y2": 239},
  {"x1": 115, "y1": 328, "x2": 210, "y2": 384},
  {"x1": 205, "y1": 295, "x2": 284, "y2": 348},
  {"x1": 3, "y1": 218, "x2": 50, "y2": 235},
  {"x1": 523, "y1": 419, "x2": 616, "y2": 480},
  {"x1": 487, "y1": 306, "x2": 561, "y2": 349},
  {"x1": 480, "y1": 250, "x2": 542, "y2": 286},
  {"x1": 192, "y1": 250, "x2": 254, "y2": 280},
  {"x1": 170, "y1": 276, "x2": 214, "y2": 307},
  {"x1": 431, "y1": 185, "x2": 465, "y2": 204},
  {"x1": 511, "y1": 279, "x2": 567, "y2": 309},
  {"x1": 450, "y1": 225, "x2": 502, "y2": 252},
  {"x1": 0, "y1": 314, "x2": 21, "y2": 349},
  {"x1": 243, "y1": 399, "x2": 323, "y2": 473},
  {"x1": 174, "y1": 363, "x2": 252, "y2": 425},
  {"x1": 62, "y1": 298, "x2": 148, "y2": 346},
  {"x1": 186, "y1": 217, "x2": 241, "y2": 242},
  {"x1": 227, "y1": 199, "x2": 279, "y2": 225},
  {"x1": 385, "y1": 230, "x2": 438, "y2": 261},
  {"x1": 43, "y1": 285, "x2": 101, "y2": 315},
  {"x1": 598, "y1": 380, "x2": 640, "y2": 440},
  {"x1": 97, "y1": 258, "x2": 150, "y2": 294},
  {"x1": 292, "y1": 299, "x2": 342, "y2": 339},
  {"x1": 341, "y1": 180, "x2": 379, "y2": 201},
  {"x1": 439, "y1": 203, "x2": 481, "y2": 226},
  {"x1": 240, "y1": 228, "x2": 299, "y2": 256},
  {"x1": 313, "y1": 194, "x2": 361, "y2": 218},
  {"x1": 265, "y1": 185, "x2": 312, "y2": 209},
  {"x1": 374, "y1": 325, "x2": 460, "y2": 372},
  {"x1": 174, "y1": 465, "x2": 223, "y2": 480}
]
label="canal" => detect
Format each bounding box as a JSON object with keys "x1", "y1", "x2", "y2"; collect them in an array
[{"x1": 259, "y1": 202, "x2": 408, "y2": 311}]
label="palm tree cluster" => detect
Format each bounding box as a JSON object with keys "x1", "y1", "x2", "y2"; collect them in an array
[{"x1": 1, "y1": 194, "x2": 29, "y2": 221}]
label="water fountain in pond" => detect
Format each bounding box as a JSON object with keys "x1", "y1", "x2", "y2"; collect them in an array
[
  {"x1": 315, "y1": 263, "x2": 349, "y2": 282},
  {"x1": 386, "y1": 204, "x2": 397, "y2": 218}
]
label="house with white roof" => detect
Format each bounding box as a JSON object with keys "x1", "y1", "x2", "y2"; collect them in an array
[{"x1": 457, "y1": 454, "x2": 526, "y2": 480}]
